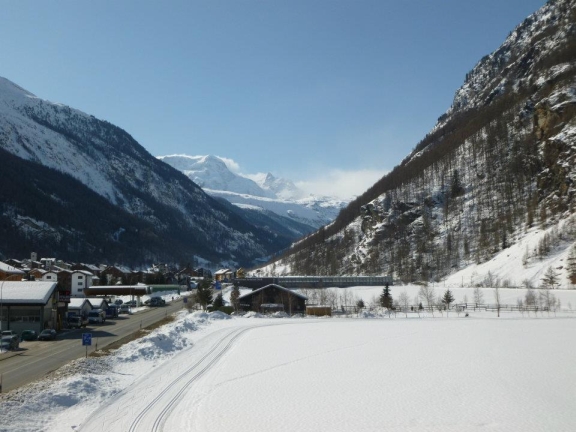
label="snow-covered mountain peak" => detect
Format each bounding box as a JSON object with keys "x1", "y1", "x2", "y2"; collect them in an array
[
  {"x1": 158, "y1": 154, "x2": 275, "y2": 198},
  {"x1": 159, "y1": 154, "x2": 348, "y2": 230}
]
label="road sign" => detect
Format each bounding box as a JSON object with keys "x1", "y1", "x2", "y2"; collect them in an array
[
  {"x1": 215, "y1": 281, "x2": 222, "y2": 290},
  {"x1": 82, "y1": 333, "x2": 92, "y2": 346},
  {"x1": 183, "y1": 297, "x2": 188, "y2": 303}
]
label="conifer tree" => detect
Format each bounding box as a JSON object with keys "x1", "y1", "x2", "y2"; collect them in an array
[
  {"x1": 380, "y1": 285, "x2": 393, "y2": 309},
  {"x1": 212, "y1": 293, "x2": 224, "y2": 310},
  {"x1": 195, "y1": 279, "x2": 213, "y2": 310},
  {"x1": 442, "y1": 289, "x2": 455, "y2": 309}
]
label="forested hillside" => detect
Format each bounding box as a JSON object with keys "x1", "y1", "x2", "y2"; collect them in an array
[{"x1": 265, "y1": 0, "x2": 576, "y2": 286}]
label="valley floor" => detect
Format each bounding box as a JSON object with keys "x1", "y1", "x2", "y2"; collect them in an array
[{"x1": 1, "y1": 306, "x2": 575, "y2": 432}]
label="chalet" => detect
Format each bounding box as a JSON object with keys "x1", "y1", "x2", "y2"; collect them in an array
[
  {"x1": 100, "y1": 265, "x2": 132, "y2": 285},
  {"x1": 214, "y1": 269, "x2": 233, "y2": 282},
  {"x1": 0, "y1": 281, "x2": 58, "y2": 334},
  {"x1": 29, "y1": 268, "x2": 48, "y2": 281},
  {"x1": 237, "y1": 284, "x2": 307, "y2": 314},
  {"x1": 4, "y1": 259, "x2": 24, "y2": 269},
  {"x1": 0, "y1": 261, "x2": 26, "y2": 281}
]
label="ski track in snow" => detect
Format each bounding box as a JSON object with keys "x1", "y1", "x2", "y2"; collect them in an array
[{"x1": 77, "y1": 321, "x2": 293, "y2": 432}]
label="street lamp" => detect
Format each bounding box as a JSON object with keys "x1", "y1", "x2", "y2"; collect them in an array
[{"x1": 0, "y1": 279, "x2": 4, "y2": 354}]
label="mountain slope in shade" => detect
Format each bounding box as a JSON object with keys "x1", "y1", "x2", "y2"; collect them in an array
[{"x1": 0, "y1": 77, "x2": 293, "y2": 267}]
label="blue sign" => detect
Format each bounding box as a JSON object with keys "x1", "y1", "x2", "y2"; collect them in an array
[
  {"x1": 215, "y1": 282, "x2": 222, "y2": 290},
  {"x1": 183, "y1": 297, "x2": 188, "y2": 303},
  {"x1": 82, "y1": 333, "x2": 92, "y2": 346}
]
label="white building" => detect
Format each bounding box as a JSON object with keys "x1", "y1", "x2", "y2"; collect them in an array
[{"x1": 71, "y1": 270, "x2": 94, "y2": 297}]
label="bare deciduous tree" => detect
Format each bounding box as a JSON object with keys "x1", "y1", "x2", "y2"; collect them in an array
[
  {"x1": 473, "y1": 286, "x2": 484, "y2": 305},
  {"x1": 418, "y1": 285, "x2": 436, "y2": 317},
  {"x1": 493, "y1": 286, "x2": 501, "y2": 317},
  {"x1": 398, "y1": 291, "x2": 410, "y2": 317}
]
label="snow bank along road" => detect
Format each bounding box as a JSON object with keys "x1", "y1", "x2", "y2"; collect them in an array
[{"x1": 74, "y1": 315, "x2": 575, "y2": 432}]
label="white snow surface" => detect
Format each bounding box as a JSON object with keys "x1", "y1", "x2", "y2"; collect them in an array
[{"x1": 1, "y1": 291, "x2": 576, "y2": 432}]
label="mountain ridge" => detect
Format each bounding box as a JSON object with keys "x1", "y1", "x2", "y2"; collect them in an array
[
  {"x1": 0, "y1": 77, "x2": 299, "y2": 267},
  {"x1": 259, "y1": 0, "x2": 576, "y2": 287}
]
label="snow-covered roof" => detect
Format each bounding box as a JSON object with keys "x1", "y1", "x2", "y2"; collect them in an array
[
  {"x1": 30, "y1": 268, "x2": 48, "y2": 275},
  {"x1": 215, "y1": 268, "x2": 232, "y2": 275},
  {"x1": 0, "y1": 281, "x2": 57, "y2": 304},
  {"x1": 68, "y1": 298, "x2": 93, "y2": 309},
  {"x1": 0, "y1": 261, "x2": 25, "y2": 275},
  {"x1": 72, "y1": 270, "x2": 94, "y2": 276},
  {"x1": 238, "y1": 284, "x2": 308, "y2": 300},
  {"x1": 87, "y1": 298, "x2": 108, "y2": 309}
]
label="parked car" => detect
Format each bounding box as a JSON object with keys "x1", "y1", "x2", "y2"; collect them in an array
[
  {"x1": 148, "y1": 297, "x2": 166, "y2": 307},
  {"x1": 1, "y1": 330, "x2": 17, "y2": 338},
  {"x1": 124, "y1": 300, "x2": 137, "y2": 307},
  {"x1": 38, "y1": 329, "x2": 57, "y2": 341},
  {"x1": 114, "y1": 299, "x2": 123, "y2": 306},
  {"x1": 1, "y1": 335, "x2": 20, "y2": 350},
  {"x1": 20, "y1": 330, "x2": 38, "y2": 341},
  {"x1": 119, "y1": 304, "x2": 132, "y2": 315},
  {"x1": 67, "y1": 315, "x2": 88, "y2": 329}
]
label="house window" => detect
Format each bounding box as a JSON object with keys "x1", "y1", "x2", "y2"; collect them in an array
[
  {"x1": 78, "y1": 275, "x2": 84, "y2": 279},
  {"x1": 78, "y1": 282, "x2": 84, "y2": 287},
  {"x1": 46, "y1": 275, "x2": 52, "y2": 280}
]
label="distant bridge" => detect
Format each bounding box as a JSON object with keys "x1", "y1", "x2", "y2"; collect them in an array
[{"x1": 234, "y1": 276, "x2": 392, "y2": 289}]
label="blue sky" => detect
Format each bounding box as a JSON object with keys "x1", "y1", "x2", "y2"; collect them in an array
[{"x1": 1, "y1": 0, "x2": 545, "y2": 199}]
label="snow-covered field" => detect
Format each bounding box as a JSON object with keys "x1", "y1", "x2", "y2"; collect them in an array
[{"x1": 1, "y1": 302, "x2": 575, "y2": 432}]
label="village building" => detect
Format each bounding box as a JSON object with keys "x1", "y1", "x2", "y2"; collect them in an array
[
  {"x1": 237, "y1": 284, "x2": 307, "y2": 314},
  {"x1": 214, "y1": 269, "x2": 233, "y2": 282},
  {"x1": 67, "y1": 298, "x2": 93, "y2": 318},
  {"x1": 4, "y1": 259, "x2": 24, "y2": 269},
  {"x1": 100, "y1": 265, "x2": 132, "y2": 285},
  {"x1": 0, "y1": 281, "x2": 58, "y2": 333},
  {"x1": 71, "y1": 270, "x2": 94, "y2": 297},
  {"x1": 86, "y1": 297, "x2": 109, "y2": 311},
  {"x1": 0, "y1": 261, "x2": 26, "y2": 281},
  {"x1": 29, "y1": 268, "x2": 48, "y2": 281}
]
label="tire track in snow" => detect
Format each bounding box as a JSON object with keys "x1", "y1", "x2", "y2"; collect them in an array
[{"x1": 128, "y1": 325, "x2": 254, "y2": 432}]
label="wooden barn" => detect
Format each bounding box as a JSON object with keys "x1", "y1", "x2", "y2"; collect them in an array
[{"x1": 237, "y1": 284, "x2": 307, "y2": 314}]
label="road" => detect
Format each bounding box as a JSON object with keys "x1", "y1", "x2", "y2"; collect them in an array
[{"x1": 0, "y1": 299, "x2": 187, "y2": 393}]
